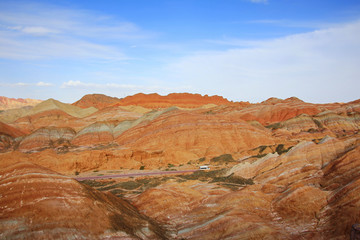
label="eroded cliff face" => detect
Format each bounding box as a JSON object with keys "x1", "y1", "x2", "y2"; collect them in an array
[{"x1": 1, "y1": 93, "x2": 360, "y2": 239}]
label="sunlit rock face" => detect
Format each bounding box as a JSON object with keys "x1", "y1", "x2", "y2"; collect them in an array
[
  {"x1": 113, "y1": 92, "x2": 235, "y2": 109},
  {"x1": 0, "y1": 122, "x2": 26, "y2": 152},
  {"x1": 115, "y1": 109, "x2": 276, "y2": 161},
  {"x1": 18, "y1": 127, "x2": 76, "y2": 151},
  {"x1": 130, "y1": 136, "x2": 360, "y2": 239},
  {"x1": 1, "y1": 93, "x2": 360, "y2": 239},
  {"x1": 72, "y1": 93, "x2": 121, "y2": 109},
  {"x1": 0, "y1": 161, "x2": 169, "y2": 239},
  {"x1": 0, "y1": 96, "x2": 42, "y2": 111}
]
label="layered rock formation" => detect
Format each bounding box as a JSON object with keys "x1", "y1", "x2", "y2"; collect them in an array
[
  {"x1": 73, "y1": 93, "x2": 121, "y2": 109},
  {"x1": 114, "y1": 93, "x2": 234, "y2": 109},
  {"x1": 0, "y1": 96, "x2": 42, "y2": 110},
  {"x1": 0, "y1": 161, "x2": 169, "y2": 239},
  {"x1": 18, "y1": 127, "x2": 76, "y2": 152},
  {"x1": 0, "y1": 106, "x2": 34, "y2": 124},
  {"x1": 0, "y1": 121, "x2": 26, "y2": 138},
  {"x1": 26, "y1": 98, "x2": 98, "y2": 118},
  {"x1": 126, "y1": 134, "x2": 360, "y2": 239},
  {"x1": 0, "y1": 122, "x2": 27, "y2": 152},
  {"x1": 116, "y1": 108, "x2": 275, "y2": 161},
  {"x1": 1, "y1": 93, "x2": 360, "y2": 239}
]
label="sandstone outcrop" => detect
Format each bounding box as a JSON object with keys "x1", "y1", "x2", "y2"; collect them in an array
[
  {"x1": 72, "y1": 93, "x2": 121, "y2": 109},
  {"x1": 13, "y1": 109, "x2": 78, "y2": 133},
  {"x1": 132, "y1": 179, "x2": 286, "y2": 239},
  {"x1": 129, "y1": 134, "x2": 360, "y2": 239},
  {"x1": 114, "y1": 93, "x2": 233, "y2": 109},
  {"x1": 13, "y1": 106, "x2": 141, "y2": 133},
  {"x1": 71, "y1": 122, "x2": 116, "y2": 146},
  {"x1": 0, "y1": 121, "x2": 27, "y2": 138},
  {"x1": 0, "y1": 106, "x2": 33, "y2": 124},
  {"x1": 0, "y1": 122, "x2": 27, "y2": 152},
  {"x1": 27, "y1": 98, "x2": 98, "y2": 118},
  {"x1": 0, "y1": 161, "x2": 168, "y2": 239},
  {"x1": 1, "y1": 93, "x2": 360, "y2": 239},
  {"x1": 116, "y1": 109, "x2": 275, "y2": 162},
  {"x1": 18, "y1": 127, "x2": 76, "y2": 152}
]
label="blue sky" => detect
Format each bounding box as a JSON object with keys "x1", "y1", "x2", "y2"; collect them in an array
[{"x1": 0, "y1": 0, "x2": 360, "y2": 103}]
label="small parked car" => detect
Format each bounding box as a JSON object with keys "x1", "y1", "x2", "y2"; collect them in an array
[{"x1": 199, "y1": 165, "x2": 210, "y2": 170}]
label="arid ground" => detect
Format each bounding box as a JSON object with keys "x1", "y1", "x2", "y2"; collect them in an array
[{"x1": 1, "y1": 93, "x2": 360, "y2": 239}]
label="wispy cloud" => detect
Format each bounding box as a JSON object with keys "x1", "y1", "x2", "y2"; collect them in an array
[
  {"x1": 167, "y1": 20, "x2": 360, "y2": 103},
  {"x1": 246, "y1": 19, "x2": 336, "y2": 30},
  {"x1": 0, "y1": 81, "x2": 53, "y2": 87},
  {"x1": 36, "y1": 81, "x2": 53, "y2": 87},
  {"x1": 0, "y1": 2, "x2": 150, "y2": 61}
]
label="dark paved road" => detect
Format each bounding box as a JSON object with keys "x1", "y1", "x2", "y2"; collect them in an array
[{"x1": 74, "y1": 169, "x2": 198, "y2": 181}]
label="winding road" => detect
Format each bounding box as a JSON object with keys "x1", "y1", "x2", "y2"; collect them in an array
[{"x1": 74, "y1": 169, "x2": 198, "y2": 181}]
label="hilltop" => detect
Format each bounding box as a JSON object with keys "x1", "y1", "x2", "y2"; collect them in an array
[
  {"x1": 114, "y1": 92, "x2": 234, "y2": 108},
  {"x1": 73, "y1": 93, "x2": 121, "y2": 109}
]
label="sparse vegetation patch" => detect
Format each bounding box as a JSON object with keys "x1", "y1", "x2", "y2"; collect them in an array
[
  {"x1": 198, "y1": 157, "x2": 206, "y2": 162},
  {"x1": 258, "y1": 145, "x2": 267, "y2": 154},
  {"x1": 275, "y1": 144, "x2": 292, "y2": 155},
  {"x1": 210, "y1": 154, "x2": 235, "y2": 164},
  {"x1": 265, "y1": 122, "x2": 282, "y2": 130}
]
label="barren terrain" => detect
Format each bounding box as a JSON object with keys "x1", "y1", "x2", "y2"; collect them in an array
[{"x1": 1, "y1": 93, "x2": 360, "y2": 239}]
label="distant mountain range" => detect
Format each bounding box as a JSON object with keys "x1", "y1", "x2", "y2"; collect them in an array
[{"x1": 0, "y1": 96, "x2": 42, "y2": 110}]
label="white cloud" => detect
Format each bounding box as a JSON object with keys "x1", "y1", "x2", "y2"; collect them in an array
[
  {"x1": 0, "y1": 82, "x2": 53, "y2": 87},
  {"x1": 0, "y1": 31, "x2": 127, "y2": 60},
  {"x1": 167, "y1": 20, "x2": 360, "y2": 103},
  {"x1": 21, "y1": 26, "x2": 59, "y2": 35},
  {"x1": 13, "y1": 82, "x2": 29, "y2": 87},
  {"x1": 36, "y1": 81, "x2": 53, "y2": 87},
  {"x1": 0, "y1": 2, "x2": 149, "y2": 61}
]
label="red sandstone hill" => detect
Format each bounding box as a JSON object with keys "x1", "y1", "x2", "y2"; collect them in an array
[
  {"x1": 0, "y1": 122, "x2": 27, "y2": 138},
  {"x1": 72, "y1": 93, "x2": 121, "y2": 109},
  {"x1": 0, "y1": 122, "x2": 27, "y2": 152},
  {"x1": 114, "y1": 93, "x2": 233, "y2": 108},
  {"x1": 0, "y1": 161, "x2": 169, "y2": 239},
  {"x1": 0, "y1": 96, "x2": 42, "y2": 110},
  {"x1": 1, "y1": 93, "x2": 360, "y2": 239}
]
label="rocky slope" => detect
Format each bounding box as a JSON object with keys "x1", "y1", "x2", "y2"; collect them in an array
[
  {"x1": 0, "y1": 96, "x2": 42, "y2": 110},
  {"x1": 73, "y1": 93, "x2": 121, "y2": 109},
  {"x1": 114, "y1": 93, "x2": 235, "y2": 109},
  {"x1": 0, "y1": 161, "x2": 169, "y2": 239},
  {"x1": 1, "y1": 93, "x2": 360, "y2": 239},
  {"x1": 0, "y1": 122, "x2": 27, "y2": 152},
  {"x1": 126, "y1": 134, "x2": 360, "y2": 239},
  {"x1": 115, "y1": 108, "x2": 275, "y2": 162},
  {"x1": 27, "y1": 98, "x2": 98, "y2": 118}
]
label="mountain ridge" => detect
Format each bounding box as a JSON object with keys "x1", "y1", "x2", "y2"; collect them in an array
[{"x1": 0, "y1": 96, "x2": 42, "y2": 110}]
